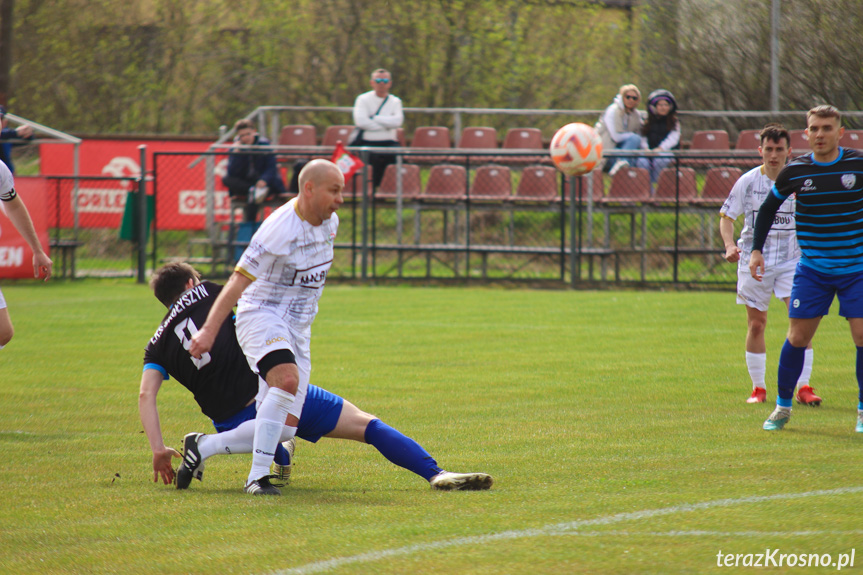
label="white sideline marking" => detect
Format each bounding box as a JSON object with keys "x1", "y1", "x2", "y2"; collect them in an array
[
  {"x1": 271, "y1": 486, "x2": 863, "y2": 575},
  {"x1": 555, "y1": 529, "x2": 863, "y2": 538}
]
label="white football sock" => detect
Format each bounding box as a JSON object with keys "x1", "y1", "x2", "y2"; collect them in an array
[
  {"x1": 248, "y1": 387, "x2": 296, "y2": 484},
  {"x1": 746, "y1": 351, "x2": 767, "y2": 389},
  {"x1": 198, "y1": 419, "x2": 256, "y2": 460},
  {"x1": 797, "y1": 348, "x2": 814, "y2": 387}
]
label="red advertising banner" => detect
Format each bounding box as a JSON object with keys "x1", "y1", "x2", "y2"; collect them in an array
[
  {"x1": 0, "y1": 177, "x2": 50, "y2": 279},
  {"x1": 40, "y1": 138, "x2": 233, "y2": 231}
]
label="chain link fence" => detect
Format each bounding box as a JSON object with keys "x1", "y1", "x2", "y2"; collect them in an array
[{"x1": 147, "y1": 148, "x2": 761, "y2": 287}]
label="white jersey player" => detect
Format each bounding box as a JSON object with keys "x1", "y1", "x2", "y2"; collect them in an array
[
  {"x1": 719, "y1": 124, "x2": 818, "y2": 406},
  {"x1": 0, "y1": 159, "x2": 52, "y2": 349},
  {"x1": 190, "y1": 159, "x2": 346, "y2": 495}
]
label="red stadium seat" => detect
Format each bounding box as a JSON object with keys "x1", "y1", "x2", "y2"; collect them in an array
[
  {"x1": 734, "y1": 129, "x2": 762, "y2": 151},
  {"x1": 652, "y1": 168, "x2": 697, "y2": 205},
  {"x1": 469, "y1": 165, "x2": 512, "y2": 201},
  {"x1": 841, "y1": 129, "x2": 863, "y2": 149},
  {"x1": 514, "y1": 165, "x2": 559, "y2": 202},
  {"x1": 322, "y1": 125, "x2": 354, "y2": 147},
  {"x1": 420, "y1": 164, "x2": 467, "y2": 202},
  {"x1": 690, "y1": 130, "x2": 730, "y2": 150},
  {"x1": 376, "y1": 164, "x2": 422, "y2": 201},
  {"x1": 696, "y1": 167, "x2": 743, "y2": 206},
  {"x1": 789, "y1": 129, "x2": 810, "y2": 153},
  {"x1": 278, "y1": 125, "x2": 317, "y2": 146},
  {"x1": 496, "y1": 128, "x2": 544, "y2": 164},
  {"x1": 451, "y1": 127, "x2": 498, "y2": 165},
  {"x1": 599, "y1": 167, "x2": 651, "y2": 205},
  {"x1": 409, "y1": 126, "x2": 451, "y2": 164}
]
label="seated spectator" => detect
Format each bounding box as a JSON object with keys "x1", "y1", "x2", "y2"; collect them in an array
[
  {"x1": 635, "y1": 89, "x2": 681, "y2": 184},
  {"x1": 222, "y1": 119, "x2": 286, "y2": 222},
  {"x1": 0, "y1": 106, "x2": 34, "y2": 174},
  {"x1": 595, "y1": 84, "x2": 643, "y2": 175}
]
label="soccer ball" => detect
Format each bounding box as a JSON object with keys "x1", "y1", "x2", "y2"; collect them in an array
[{"x1": 549, "y1": 123, "x2": 603, "y2": 176}]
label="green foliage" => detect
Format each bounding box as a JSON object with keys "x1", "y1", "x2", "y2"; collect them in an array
[
  {"x1": 10, "y1": 0, "x2": 634, "y2": 135},
  {"x1": 2, "y1": 280, "x2": 862, "y2": 573}
]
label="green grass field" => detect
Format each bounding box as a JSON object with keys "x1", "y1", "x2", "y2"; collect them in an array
[{"x1": 1, "y1": 280, "x2": 861, "y2": 574}]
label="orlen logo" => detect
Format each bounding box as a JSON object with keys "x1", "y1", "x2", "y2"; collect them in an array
[{"x1": 102, "y1": 157, "x2": 140, "y2": 191}]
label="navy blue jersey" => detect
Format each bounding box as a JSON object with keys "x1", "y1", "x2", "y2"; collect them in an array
[
  {"x1": 754, "y1": 147, "x2": 863, "y2": 275},
  {"x1": 143, "y1": 281, "x2": 258, "y2": 422}
]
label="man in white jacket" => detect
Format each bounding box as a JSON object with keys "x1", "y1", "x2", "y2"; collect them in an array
[{"x1": 352, "y1": 68, "x2": 404, "y2": 187}]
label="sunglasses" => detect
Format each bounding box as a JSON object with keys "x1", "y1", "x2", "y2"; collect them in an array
[
  {"x1": 624, "y1": 95, "x2": 639, "y2": 101},
  {"x1": 374, "y1": 78, "x2": 390, "y2": 84}
]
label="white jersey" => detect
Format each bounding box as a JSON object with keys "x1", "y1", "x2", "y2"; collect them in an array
[
  {"x1": 720, "y1": 165, "x2": 799, "y2": 268},
  {"x1": 235, "y1": 198, "x2": 338, "y2": 330},
  {"x1": 0, "y1": 159, "x2": 16, "y2": 203}
]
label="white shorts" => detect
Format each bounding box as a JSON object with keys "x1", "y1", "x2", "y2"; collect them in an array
[
  {"x1": 0, "y1": 287, "x2": 6, "y2": 310},
  {"x1": 737, "y1": 259, "x2": 797, "y2": 312},
  {"x1": 236, "y1": 309, "x2": 311, "y2": 421}
]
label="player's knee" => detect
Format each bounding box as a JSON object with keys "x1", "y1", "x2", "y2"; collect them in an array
[{"x1": 747, "y1": 319, "x2": 767, "y2": 336}]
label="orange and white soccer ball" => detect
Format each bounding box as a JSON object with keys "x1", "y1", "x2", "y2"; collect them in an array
[{"x1": 549, "y1": 123, "x2": 603, "y2": 176}]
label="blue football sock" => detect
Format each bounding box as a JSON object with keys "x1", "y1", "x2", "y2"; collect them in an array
[
  {"x1": 364, "y1": 419, "x2": 443, "y2": 481},
  {"x1": 777, "y1": 339, "x2": 806, "y2": 404},
  {"x1": 273, "y1": 443, "x2": 291, "y2": 466}
]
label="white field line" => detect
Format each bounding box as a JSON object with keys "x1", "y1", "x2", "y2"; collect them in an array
[{"x1": 270, "y1": 486, "x2": 863, "y2": 575}]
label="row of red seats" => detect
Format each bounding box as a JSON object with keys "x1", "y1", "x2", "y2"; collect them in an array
[
  {"x1": 351, "y1": 163, "x2": 740, "y2": 207},
  {"x1": 692, "y1": 129, "x2": 863, "y2": 151},
  {"x1": 280, "y1": 124, "x2": 863, "y2": 153}
]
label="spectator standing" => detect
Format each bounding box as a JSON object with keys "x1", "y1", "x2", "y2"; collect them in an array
[
  {"x1": 351, "y1": 68, "x2": 404, "y2": 188},
  {"x1": 222, "y1": 119, "x2": 287, "y2": 222},
  {"x1": 636, "y1": 89, "x2": 681, "y2": 184}
]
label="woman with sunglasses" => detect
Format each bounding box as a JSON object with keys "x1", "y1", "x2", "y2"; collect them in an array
[{"x1": 595, "y1": 84, "x2": 644, "y2": 175}]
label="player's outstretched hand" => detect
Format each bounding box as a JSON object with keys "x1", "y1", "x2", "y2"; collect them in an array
[
  {"x1": 153, "y1": 447, "x2": 181, "y2": 485},
  {"x1": 749, "y1": 250, "x2": 765, "y2": 282},
  {"x1": 724, "y1": 245, "x2": 741, "y2": 263},
  {"x1": 33, "y1": 252, "x2": 52, "y2": 281},
  {"x1": 189, "y1": 326, "x2": 215, "y2": 359}
]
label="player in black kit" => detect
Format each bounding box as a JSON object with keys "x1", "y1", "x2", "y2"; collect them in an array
[{"x1": 138, "y1": 262, "x2": 493, "y2": 492}]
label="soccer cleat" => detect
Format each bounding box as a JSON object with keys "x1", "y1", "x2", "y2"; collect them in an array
[
  {"x1": 429, "y1": 471, "x2": 494, "y2": 491},
  {"x1": 271, "y1": 438, "x2": 296, "y2": 486},
  {"x1": 795, "y1": 385, "x2": 822, "y2": 406},
  {"x1": 244, "y1": 475, "x2": 281, "y2": 496},
  {"x1": 856, "y1": 411, "x2": 863, "y2": 433},
  {"x1": 253, "y1": 184, "x2": 269, "y2": 204},
  {"x1": 608, "y1": 159, "x2": 630, "y2": 177},
  {"x1": 763, "y1": 406, "x2": 792, "y2": 431},
  {"x1": 176, "y1": 432, "x2": 205, "y2": 490},
  {"x1": 746, "y1": 388, "x2": 767, "y2": 404}
]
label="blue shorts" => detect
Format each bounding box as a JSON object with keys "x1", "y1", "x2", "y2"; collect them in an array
[
  {"x1": 789, "y1": 262, "x2": 863, "y2": 319},
  {"x1": 213, "y1": 384, "x2": 344, "y2": 443}
]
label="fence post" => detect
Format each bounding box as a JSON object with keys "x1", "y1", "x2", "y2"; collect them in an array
[
  {"x1": 137, "y1": 145, "x2": 147, "y2": 284},
  {"x1": 360, "y1": 151, "x2": 370, "y2": 281}
]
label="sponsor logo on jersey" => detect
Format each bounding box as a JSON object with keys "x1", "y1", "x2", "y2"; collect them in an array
[
  {"x1": 800, "y1": 178, "x2": 816, "y2": 192},
  {"x1": 290, "y1": 259, "x2": 333, "y2": 289},
  {"x1": 842, "y1": 174, "x2": 856, "y2": 189},
  {"x1": 266, "y1": 336, "x2": 288, "y2": 345}
]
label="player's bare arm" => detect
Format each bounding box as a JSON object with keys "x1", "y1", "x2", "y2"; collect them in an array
[
  {"x1": 188, "y1": 271, "x2": 252, "y2": 358},
  {"x1": 138, "y1": 369, "x2": 181, "y2": 484},
  {"x1": 4, "y1": 195, "x2": 52, "y2": 280},
  {"x1": 719, "y1": 215, "x2": 741, "y2": 263}
]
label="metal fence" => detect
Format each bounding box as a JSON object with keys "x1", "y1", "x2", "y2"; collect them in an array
[
  {"x1": 46, "y1": 175, "x2": 144, "y2": 278},
  {"x1": 147, "y1": 147, "x2": 762, "y2": 287}
]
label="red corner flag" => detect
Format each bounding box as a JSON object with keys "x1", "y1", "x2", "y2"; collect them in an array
[{"x1": 331, "y1": 141, "x2": 364, "y2": 180}]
